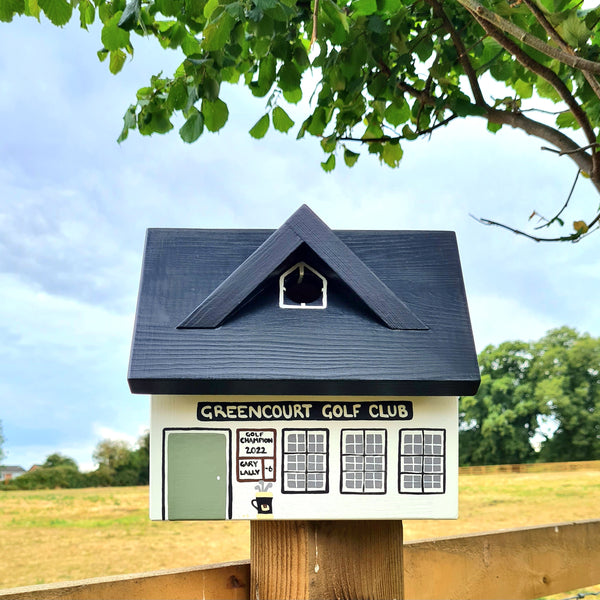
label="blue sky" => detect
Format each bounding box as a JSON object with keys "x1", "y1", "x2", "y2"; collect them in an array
[{"x1": 2, "y1": 15, "x2": 600, "y2": 470}]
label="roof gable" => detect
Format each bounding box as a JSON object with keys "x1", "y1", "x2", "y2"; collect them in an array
[{"x1": 178, "y1": 205, "x2": 427, "y2": 330}]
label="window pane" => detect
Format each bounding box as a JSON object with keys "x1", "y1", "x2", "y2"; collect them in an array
[
  {"x1": 365, "y1": 472, "x2": 384, "y2": 490},
  {"x1": 365, "y1": 455, "x2": 384, "y2": 472},
  {"x1": 307, "y1": 454, "x2": 326, "y2": 472},
  {"x1": 424, "y1": 456, "x2": 443, "y2": 473},
  {"x1": 344, "y1": 472, "x2": 363, "y2": 490},
  {"x1": 343, "y1": 455, "x2": 363, "y2": 472},
  {"x1": 307, "y1": 472, "x2": 325, "y2": 491},
  {"x1": 286, "y1": 472, "x2": 306, "y2": 491},
  {"x1": 402, "y1": 474, "x2": 422, "y2": 490},
  {"x1": 423, "y1": 474, "x2": 443, "y2": 490},
  {"x1": 284, "y1": 454, "x2": 306, "y2": 472}
]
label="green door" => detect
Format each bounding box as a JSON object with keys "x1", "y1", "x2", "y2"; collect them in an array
[{"x1": 166, "y1": 431, "x2": 228, "y2": 520}]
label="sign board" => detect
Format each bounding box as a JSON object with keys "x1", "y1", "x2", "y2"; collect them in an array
[{"x1": 150, "y1": 395, "x2": 458, "y2": 521}]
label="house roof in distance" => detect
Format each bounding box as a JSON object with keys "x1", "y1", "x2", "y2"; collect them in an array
[{"x1": 128, "y1": 205, "x2": 480, "y2": 397}]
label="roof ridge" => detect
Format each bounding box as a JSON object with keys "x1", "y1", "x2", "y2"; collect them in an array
[{"x1": 178, "y1": 205, "x2": 427, "y2": 330}]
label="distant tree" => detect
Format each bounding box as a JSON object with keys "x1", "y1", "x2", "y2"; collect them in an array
[
  {"x1": 5, "y1": 465, "x2": 86, "y2": 490},
  {"x1": 532, "y1": 328, "x2": 600, "y2": 462},
  {"x1": 460, "y1": 327, "x2": 600, "y2": 466},
  {"x1": 131, "y1": 431, "x2": 150, "y2": 485},
  {"x1": 42, "y1": 453, "x2": 79, "y2": 470},
  {"x1": 93, "y1": 439, "x2": 132, "y2": 470},
  {"x1": 460, "y1": 340, "x2": 542, "y2": 466},
  {"x1": 91, "y1": 433, "x2": 150, "y2": 486},
  {"x1": 0, "y1": 421, "x2": 4, "y2": 465}
]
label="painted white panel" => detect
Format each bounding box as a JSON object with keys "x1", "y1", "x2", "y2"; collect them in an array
[{"x1": 150, "y1": 395, "x2": 458, "y2": 521}]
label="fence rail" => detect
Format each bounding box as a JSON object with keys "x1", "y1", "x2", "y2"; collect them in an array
[
  {"x1": 1, "y1": 519, "x2": 598, "y2": 600},
  {"x1": 459, "y1": 459, "x2": 600, "y2": 475}
]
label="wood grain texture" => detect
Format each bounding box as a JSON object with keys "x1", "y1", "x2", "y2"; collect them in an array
[
  {"x1": 250, "y1": 520, "x2": 404, "y2": 599},
  {"x1": 403, "y1": 519, "x2": 600, "y2": 599},
  {"x1": 128, "y1": 216, "x2": 480, "y2": 396},
  {"x1": 179, "y1": 205, "x2": 426, "y2": 330},
  {"x1": 3, "y1": 520, "x2": 598, "y2": 599}
]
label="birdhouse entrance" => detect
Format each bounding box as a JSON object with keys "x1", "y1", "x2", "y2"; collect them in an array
[{"x1": 279, "y1": 262, "x2": 327, "y2": 309}]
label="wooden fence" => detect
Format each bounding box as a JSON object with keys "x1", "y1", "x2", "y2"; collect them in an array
[
  {"x1": 1, "y1": 519, "x2": 598, "y2": 600},
  {"x1": 459, "y1": 459, "x2": 600, "y2": 475}
]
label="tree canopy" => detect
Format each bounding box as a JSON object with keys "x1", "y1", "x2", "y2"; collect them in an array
[
  {"x1": 4, "y1": 0, "x2": 600, "y2": 240},
  {"x1": 460, "y1": 326, "x2": 600, "y2": 466},
  {"x1": 0, "y1": 421, "x2": 4, "y2": 465}
]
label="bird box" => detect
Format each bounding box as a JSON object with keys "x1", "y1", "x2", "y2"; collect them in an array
[{"x1": 128, "y1": 205, "x2": 480, "y2": 520}]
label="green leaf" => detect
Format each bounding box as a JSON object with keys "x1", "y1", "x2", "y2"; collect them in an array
[
  {"x1": 557, "y1": 12, "x2": 590, "y2": 47},
  {"x1": 249, "y1": 113, "x2": 270, "y2": 139},
  {"x1": 203, "y1": 12, "x2": 235, "y2": 51},
  {"x1": 204, "y1": 0, "x2": 218, "y2": 18},
  {"x1": 321, "y1": 0, "x2": 349, "y2": 35},
  {"x1": 109, "y1": 49, "x2": 127, "y2": 74},
  {"x1": 272, "y1": 106, "x2": 294, "y2": 132},
  {"x1": 278, "y1": 62, "x2": 301, "y2": 93},
  {"x1": 167, "y1": 79, "x2": 188, "y2": 110},
  {"x1": 514, "y1": 79, "x2": 533, "y2": 100},
  {"x1": 0, "y1": 0, "x2": 24, "y2": 22},
  {"x1": 487, "y1": 121, "x2": 502, "y2": 133},
  {"x1": 321, "y1": 154, "x2": 336, "y2": 172},
  {"x1": 536, "y1": 77, "x2": 561, "y2": 102},
  {"x1": 321, "y1": 134, "x2": 337, "y2": 152},
  {"x1": 343, "y1": 148, "x2": 359, "y2": 167},
  {"x1": 254, "y1": 55, "x2": 276, "y2": 97},
  {"x1": 556, "y1": 111, "x2": 578, "y2": 129},
  {"x1": 202, "y1": 98, "x2": 229, "y2": 132},
  {"x1": 283, "y1": 87, "x2": 302, "y2": 104},
  {"x1": 384, "y1": 99, "x2": 410, "y2": 127},
  {"x1": 118, "y1": 0, "x2": 140, "y2": 30},
  {"x1": 25, "y1": 0, "x2": 40, "y2": 20},
  {"x1": 78, "y1": 0, "x2": 94, "y2": 28},
  {"x1": 381, "y1": 141, "x2": 403, "y2": 167},
  {"x1": 181, "y1": 34, "x2": 201, "y2": 56},
  {"x1": 38, "y1": 0, "x2": 72, "y2": 26},
  {"x1": 180, "y1": 109, "x2": 205, "y2": 143},
  {"x1": 353, "y1": 0, "x2": 377, "y2": 16},
  {"x1": 450, "y1": 97, "x2": 486, "y2": 117},
  {"x1": 117, "y1": 105, "x2": 137, "y2": 143},
  {"x1": 102, "y1": 15, "x2": 130, "y2": 50},
  {"x1": 401, "y1": 124, "x2": 418, "y2": 140}
]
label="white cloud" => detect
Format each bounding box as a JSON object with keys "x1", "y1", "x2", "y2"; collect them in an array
[{"x1": 468, "y1": 293, "x2": 559, "y2": 351}]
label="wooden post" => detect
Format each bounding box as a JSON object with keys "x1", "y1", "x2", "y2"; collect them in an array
[{"x1": 250, "y1": 520, "x2": 404, "y2": 599}]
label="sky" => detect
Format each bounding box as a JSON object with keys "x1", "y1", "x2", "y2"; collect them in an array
[{"x1": 2, "y1": 14, "x2": 600, "y2": 471}]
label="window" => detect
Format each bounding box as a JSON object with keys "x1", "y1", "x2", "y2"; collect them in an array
[
  {"x1": 341, "y1": 429, "x2": 386, "y2": 494},
  {"x1": 279, "y1": 262, "x2": 327, "y2": 309},
  {"x1": 282, "y1": 429, "x2": 328, "y2": 493},
  {"x1": 399, "y1": 429, "x2": 445, "y2": 494}
]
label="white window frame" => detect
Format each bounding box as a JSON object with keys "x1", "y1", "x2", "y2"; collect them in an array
[
  {"x1": 282, "y1": 429, "x2": 328, "y2": 493},
  {"x1": 399, "y1": 429, "x2": 446, "y2": 494},
  {"x1": 341, "y1": 429, "x2": 387, "y2": 494},
  {"x1": 279, "y1": 262, "x2": 327, "y2": 309}
]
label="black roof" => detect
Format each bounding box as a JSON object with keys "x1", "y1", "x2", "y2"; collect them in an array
[{"x1": 128, "y1": 205, "x2": 480, "y2": 396}]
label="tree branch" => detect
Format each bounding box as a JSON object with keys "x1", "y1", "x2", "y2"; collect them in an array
[
  {"x1": 471, "y1": 13, "x2": 598, "y2": 166},
  {"x1": 456, "y1": 0, "x2": 600, "y2": 75},
  {"x1": 533, "y1": 170, "x2": 580, "y2": 230},
  {"x1": 522, "y1": 0, "x2": 600, "y2": 101},
  {"x1": 486, "y1": 108, "x2": 595, "y2": 179},
  {"x1": 424, "y1": 0, "x2": 487, "y2": 107},
  {"x1": 470, "y1": 214, "x2": 593, "y2": 242},
  {"x1": 337, "y1": 114, "x2": 458, "y2": 143}
]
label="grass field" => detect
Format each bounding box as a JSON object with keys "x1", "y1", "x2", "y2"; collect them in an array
[{"x1": 0, "y1": 469, "x2": 599, "y2": 590}]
